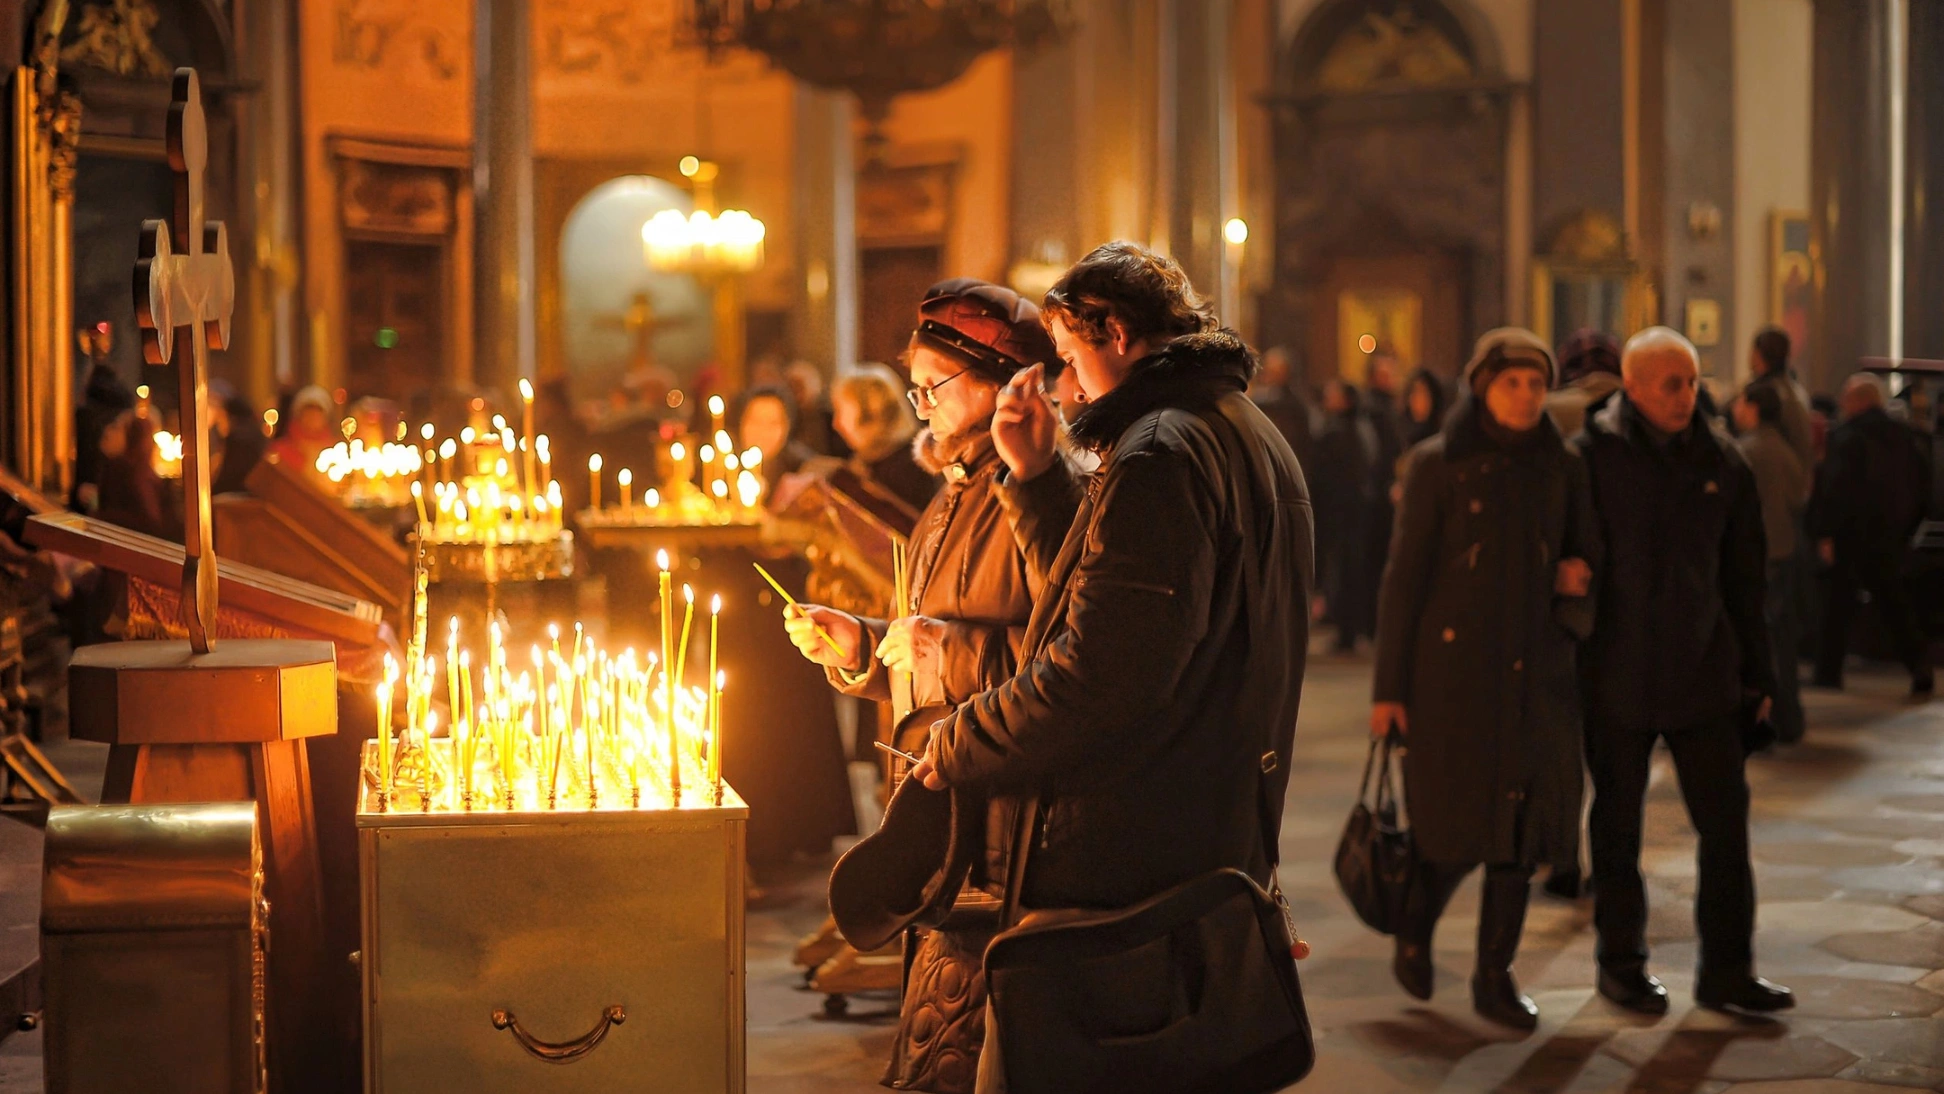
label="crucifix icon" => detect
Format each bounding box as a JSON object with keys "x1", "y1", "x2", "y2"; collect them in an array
[{"x1": 134, "y1": 68, "x2": 235, "y2": 653}]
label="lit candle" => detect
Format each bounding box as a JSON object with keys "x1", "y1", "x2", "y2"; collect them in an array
[
  {"x1": 710, "y1": 669, "x2": 725, "y2": 799},
  {"x1": 675, "y1": 584, "x2": 695, "y2": 688},
  {"x1": 588, "y1": 453, "x2": 603, "y2": 509},
  {"x1": 537, "y1": 434, "x2": 552, "y2": 495},
  {"x1": 411, "y1": 479, "x2": 428, "y2": 528},
  {"x1": 377, "y1": 653, "x2": 396, "y2": 805},
  {"x1": 709, "y1": 393, "x2": 725, "y2": 436},
  {"x1": 658, "y1": 549, "x2": 679, "y2": 800},
  {"x1": 439, "y1": 437, "x2": 456, "y2": 483},
  {"x1": 707, "y1": 597, "x2": 721, "y2": 792},
  {"x1": 519, "y1": 378, "x2": 538, "y2": 493},
  {"x1": 620, "y1": 468, "x2": 633, "y2": 513}
]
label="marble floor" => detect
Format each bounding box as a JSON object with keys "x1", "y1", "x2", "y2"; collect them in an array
[{"x1": 2, "y1": 653, "x2": 1941, "y2": 1093}]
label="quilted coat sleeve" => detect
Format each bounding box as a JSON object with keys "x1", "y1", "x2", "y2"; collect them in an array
[{"x1": 934, "y1": 447, "x2": 1217, "y2": 793}]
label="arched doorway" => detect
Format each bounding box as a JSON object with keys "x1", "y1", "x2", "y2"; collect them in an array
[
  {"x1": 557, "y1": 175, "x2": 714, "y2": 413},
  {"x1": 1263, "y1": 0, "x2": 1519, "y2": 389}
]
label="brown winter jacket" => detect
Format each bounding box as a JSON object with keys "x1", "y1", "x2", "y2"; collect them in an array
[{"x1": 935, "y1": 330, "x2": 1315, "y2": 911}]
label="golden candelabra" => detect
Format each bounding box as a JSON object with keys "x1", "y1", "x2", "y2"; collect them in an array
[
  {"x1": 580, "y1": 397, "x2": 768, "y2": 529},
  {"x1": 412, "y1": 383, "x2": 575, "y2": 582},
  {"x1": 368, "y1": 553, "x2": 724, "y2": 814}
]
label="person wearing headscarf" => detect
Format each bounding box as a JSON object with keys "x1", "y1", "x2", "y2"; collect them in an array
[
  {"x1": 266, "y1": 385, "x2": 339, "y2": 479},
  {"x1": 1373, "y1": 328, "x2": 1601, "y2": 1029},
  {"x1": 784, "y1": 278, "x2": 1073, "y2": 1093},
  {"x1": 1401, "y1": 367, "x2": 1449, "y2": 447}
]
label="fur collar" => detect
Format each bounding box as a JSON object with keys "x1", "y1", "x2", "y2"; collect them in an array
[
  {"x1": 1066, "y1": 329, "x2": 1257, "y2": 451},
  {"x1": 911, "y1": 427, "x2": 997, "y2": 476}
]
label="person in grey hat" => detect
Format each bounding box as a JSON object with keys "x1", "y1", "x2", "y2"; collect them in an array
[{"x1": 1371, "y1": 327, "x2": 1601, "y2": 1029}]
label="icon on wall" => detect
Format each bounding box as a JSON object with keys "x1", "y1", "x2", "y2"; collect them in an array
[{"x1": 1684, "y1": 298, "x2": 1721, "y2": 347}]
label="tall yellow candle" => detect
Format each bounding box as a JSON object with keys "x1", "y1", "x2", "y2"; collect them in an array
[
  {"x1": 377, "y1": 653, "x2": 396, "y2": 804},
  {"x1": 710, "y1": 669, "x2": 725, "y2": 798},
  {"x1": 519, "y1": 378, "x2": 538, "y2": 493},
  {"x1": 707, "y1": 597, "x2": 722, "y2": 791},
  {"x1": 675, "y1": 584, "x2": 695, "y2": 688},
  {"x1": 620, "y1": 468, "x2": 634, "y2": 513},
  {"x1": 588, "y1": 453, "x2": 603, "y2": 510},
  {"x1": 658, "y1": 549, "x2": 679, "y2": 800}
]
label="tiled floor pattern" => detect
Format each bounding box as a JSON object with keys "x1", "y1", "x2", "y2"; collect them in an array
[{"x1": 2, "y1": 657, "x2": 1940, "y2": 1093}]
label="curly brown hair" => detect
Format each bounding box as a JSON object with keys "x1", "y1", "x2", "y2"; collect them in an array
[{"x1": 1041, "y1": 241, "x2": 1217, "y2": 348}]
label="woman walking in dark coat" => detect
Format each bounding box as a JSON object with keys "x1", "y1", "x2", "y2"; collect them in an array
[
  {"x1": 1401, "y1": 368, "x2": 1449, "y2": 447},
  {"x1": 1371, "y1": 328, "x2": 1602, "y2": 1029},
  {"x1": 1314, "y1": 379, "x2": 1377, "y2": 650}
]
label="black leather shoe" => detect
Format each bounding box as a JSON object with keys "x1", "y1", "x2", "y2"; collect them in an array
[
  {"x1": 1472, "y1": 970, "x2": 1538, "y2": 1031},
  {"x1": 1393, "y1": 938, "x2": 1434, "y2": 1001},
  {"x1": 1598, "y1": 968, "x2": 1669, "y2": 1015},
  {"x1": 1695, "y1": 974, "x2": 1795, "y2": 1013}
]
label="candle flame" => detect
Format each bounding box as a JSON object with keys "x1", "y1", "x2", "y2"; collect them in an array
[
  {"x1": 421, "y1": 422, "x2": 435, "y2": 441},
  {"x1": 711, "y1": 594, "x2": 722, "y2": 613},
  {"x1": 440, "y1": 438, "x2": 457, "y2": 459},
  {"x1": 657, "y1": 549, "x2": 670, "y2": 571},
  {"x1": 520, "y1": 378, "x2": 534, "y2": 401},
  {"x1": 709, "y1": 394, "x2": 725, "y2": 416},
  {"x1": 684, "y1": 584, "x2": 695, "y2": 604},
  {"x1": 589, "y1": 452, "x2": 603, "y2": 472},
  {"x1": 618, "y1": 468, "x2": 633, "y2": 487}
]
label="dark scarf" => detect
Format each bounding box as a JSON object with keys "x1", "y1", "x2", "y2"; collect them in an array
[
  {"x1": 1443, "y1": 393, "x2": 1562, "y2": 461},
  {"x1": 1065, "y1": 329, "x2": 1257, "y2": 452}
]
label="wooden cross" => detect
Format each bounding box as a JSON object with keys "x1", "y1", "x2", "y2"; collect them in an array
[{"x1": 134, "y1": 68, "x2": 235, "y2": 653}]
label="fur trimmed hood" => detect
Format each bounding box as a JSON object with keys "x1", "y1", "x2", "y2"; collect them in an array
[{"x1": 1066, "y1": 329, "x2": 1258, "y2": 450}]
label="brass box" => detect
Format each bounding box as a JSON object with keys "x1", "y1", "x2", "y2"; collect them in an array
[
  {"x1": 357, "y1": 763, "x2": 747, "y2": 1093},
  {"x1": 41, "y1": 802, "x2": 266, "y2": 1094}
]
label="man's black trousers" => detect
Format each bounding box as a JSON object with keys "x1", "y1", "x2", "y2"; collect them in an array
[{"x1": 1587, "y1": 719, "x2": 1755, "y2": 979}]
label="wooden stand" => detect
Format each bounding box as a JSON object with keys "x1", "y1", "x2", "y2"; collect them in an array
[{"x1": 71, "y1": 637, "x2": 337, "y2": 1094}]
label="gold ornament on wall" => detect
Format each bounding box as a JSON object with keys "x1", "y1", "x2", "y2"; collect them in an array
[
  {"x1": 60, "y1": 0, "x2": 172, "y2": 78},
  {"x1": 333, "y1": 0, "x2": 460, "y2": 81},
  {"x1": 1316, "y1": 11, "x2": 1472, "y2": 91}
]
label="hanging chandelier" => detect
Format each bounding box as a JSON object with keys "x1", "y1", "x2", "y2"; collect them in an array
[
  {"x1": 641, "y1": 156, "x2": 767, "y2": 275},
  {"x1": 682, "y1": 1, "x2": 1072, "y2": 153}
]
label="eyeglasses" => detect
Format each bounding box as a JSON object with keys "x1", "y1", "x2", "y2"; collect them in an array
[{"x1": 906, "y1": 368, "x2": 970, "y2": 412}]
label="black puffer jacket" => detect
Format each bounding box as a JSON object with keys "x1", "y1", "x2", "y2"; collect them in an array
[
  {"x1": 936, "y1": 330, "x2": 1315, "y2": 910},
  {"x1": 1574, "y1": 395, "x2": 1776, "y2": 734},
  {"x1": 1374, "y1": 398, "x2": 1601, "y2": 868}
]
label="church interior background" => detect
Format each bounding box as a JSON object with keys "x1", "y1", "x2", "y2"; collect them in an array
[{"x1": 0, "y1": 0, "x2": 1939, "y2": 1091}]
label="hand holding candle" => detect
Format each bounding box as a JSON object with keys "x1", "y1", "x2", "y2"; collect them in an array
[{"x1": 755, "y1": 562, "x2": 853, "y2": 663}]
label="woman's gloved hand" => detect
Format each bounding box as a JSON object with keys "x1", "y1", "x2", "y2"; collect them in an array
[{"x1": 877, "y1": 615, "x2": 947, "y2": 679}]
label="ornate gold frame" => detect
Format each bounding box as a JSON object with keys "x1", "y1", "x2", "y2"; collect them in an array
[{"x1": 9, "y1": 1, "x2": 81, "y2": 495}]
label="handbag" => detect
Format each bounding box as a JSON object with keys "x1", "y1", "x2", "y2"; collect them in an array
[
  {"x1": 1333, "y1": 733, "x2": 1417, "y2": 935},
  {"x1": 977, "y1": 397, "x2": 1314, "y2": 1094}
]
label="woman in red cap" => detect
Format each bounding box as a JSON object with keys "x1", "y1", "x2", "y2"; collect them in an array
[{"x1": 784, "y1": 278, "x2": 1080, "y2": 1093}]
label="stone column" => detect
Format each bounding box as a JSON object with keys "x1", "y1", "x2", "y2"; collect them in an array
[
  {"x1": 1533, "y1": 0, "x2": 1628, "y2": 246},
  {"x1": 1903, "y1": 0, "x2": 1943, "y2": 361},
  {"x1": 473, "y1": 0, "x2": 536, "y2": 396},
  {"x1": 791, "y1": 87, "x2": 857, "y2": 373},
  {"x1": 1660, "y1": 0, "x2": 1737, "y2": 379},
  {"x1": 235, "y1": 0, "x2": 300, "y2": 412},
  {"x1": 1811, "y1": 0, "x2": 1896, "y2": 392}
]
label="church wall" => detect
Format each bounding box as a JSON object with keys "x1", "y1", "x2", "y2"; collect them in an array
[
  {"x1": 1731, "y1": 0, "x2": 1812, "y2": 379},
  {"x1": 874, "y1": 50, "x2": 1015, "y2": 286},
  {"x1": 297, "y1": 0, "x2": 473, "y2": 389},
  {"x1": 1661, "y1": 0, "x2": 1737, "y2": 378}
]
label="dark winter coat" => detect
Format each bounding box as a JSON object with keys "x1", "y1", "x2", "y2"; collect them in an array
[
  {"x1": 1574, "y1": 395, "x2": 1777, "y2": 735},
  {"x1": 934, "y1": 330, "x2": 1315, "y2": 911},
  {"x1": 1809, "y1": 406, "x2": 1931, "y2": 555},
  {"x1": 1372, "y1": 398, "x2": 1600, "y2": 869}
]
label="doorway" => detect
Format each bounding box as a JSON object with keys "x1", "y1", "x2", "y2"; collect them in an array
[
  {"x1": 343, "y1": 240, "x2": 447, "y2": 404},
  {"x1": 1310, "y1": 251, "x2": 1468, "y2": 388}
]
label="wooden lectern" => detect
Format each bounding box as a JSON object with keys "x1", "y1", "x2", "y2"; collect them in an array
[{"x1": 35, "y1": 69, "x2": 343, "y2": 1094}]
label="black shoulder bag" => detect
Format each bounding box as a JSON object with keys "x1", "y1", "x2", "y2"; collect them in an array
[
  {"x1": 1333, "y1": 733, "x2": 1416, "y2": 935},
  {"x1": 978, "y1": 399, "x2": 1315, "y2": 1094}
]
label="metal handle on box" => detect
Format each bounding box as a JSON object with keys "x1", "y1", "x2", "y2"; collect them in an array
[{"x1": 491, "y1": 1005, "x2": 626, "y2": 1064}]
